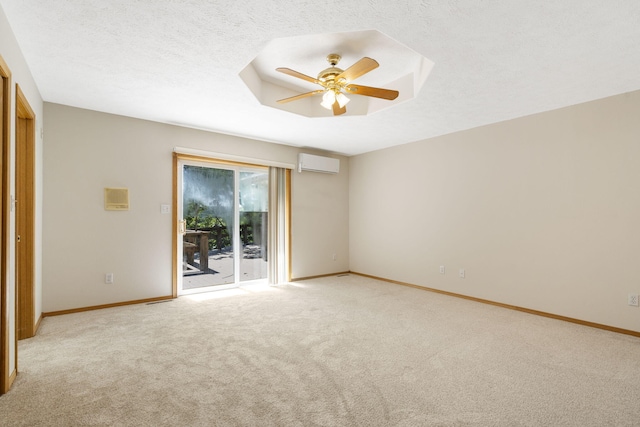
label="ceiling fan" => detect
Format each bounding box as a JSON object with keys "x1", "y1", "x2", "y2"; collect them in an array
[{"x1": 276, "y1": 53, "x2": 399, "y2": 116}]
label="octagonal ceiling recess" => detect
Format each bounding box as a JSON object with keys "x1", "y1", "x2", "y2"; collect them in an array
[{"x1": 240, "y1": 30, "x2": 434, "y2": 118}]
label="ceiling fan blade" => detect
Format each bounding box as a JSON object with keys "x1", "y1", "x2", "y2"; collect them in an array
[
  {"x1": 276, "y1": 67, "x2": 320, "y2": 85},
  {"x1": 277, "y1": 90, "x2": 324, "y2": 104},
  {"x1": 332, "y1": 101, "x2": 346, "y2": 116},
  {"x1": 345, "y1": 84, "x2": 399, "y2": 100},
  {"x1": 337, "y1": 57, "x2": 379, "y2": 82}
]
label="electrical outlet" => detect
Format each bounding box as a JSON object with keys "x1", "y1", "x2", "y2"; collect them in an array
[
  {"x1": 628, "y1": 294, "x2": 639, "y2": 307},
  {"x1": 439, "y1": 265, "x2": 445, "y2": 274},
  {"x1": 105, "y1": 273, "x2": 114, "y2": 284},
  {"x1": 459, "y1": 268, "x2": 465, "y2": 278},
  {"x1": 332, "y1": 253, "x2": 337, "y2": 261}
]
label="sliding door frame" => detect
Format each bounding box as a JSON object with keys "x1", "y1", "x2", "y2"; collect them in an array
[{"x1": 172, "y1": 152, "x2": 291, "y2": 296}]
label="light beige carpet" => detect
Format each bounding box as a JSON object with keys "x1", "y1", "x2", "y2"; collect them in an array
[{"x1": 2, "y1": 274, "x2": 640, "y2": 426}]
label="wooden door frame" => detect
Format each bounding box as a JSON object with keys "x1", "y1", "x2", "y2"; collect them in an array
[
  {"x1": 15, "y1": 84, "x2": 36, "y2": 341},
  {"x1": 0, "y1": 55, "x2": 13, "y2": 394}
]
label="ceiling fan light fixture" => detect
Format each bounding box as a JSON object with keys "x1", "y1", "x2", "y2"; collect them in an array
[
  {"x1": 320, "y1": 90, "x2": 336, "y2": 109},
  {"x1": 320, "y1": 90, "x2": 349, "y2": 110},
  {"x1": 336, "y1": 92, "x2": 350, "y2": 108}
]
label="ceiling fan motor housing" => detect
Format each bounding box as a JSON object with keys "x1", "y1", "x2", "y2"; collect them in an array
[{"x1": 318, "y1": 54, "x2": 345, "y2": 84}]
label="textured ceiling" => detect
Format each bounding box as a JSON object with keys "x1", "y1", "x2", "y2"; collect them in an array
[{"x1": 1, "y1": 1, "x2": 639, "y2": 156}]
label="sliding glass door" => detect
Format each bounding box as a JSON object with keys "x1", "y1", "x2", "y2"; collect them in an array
[{"x1": 178, "y1": 160, "x2": 268, "y2": 294}]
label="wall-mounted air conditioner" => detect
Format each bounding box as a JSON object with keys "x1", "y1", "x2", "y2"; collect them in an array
[{"x1": 298, "y1": 153, "x2": 340, "y2": 174}]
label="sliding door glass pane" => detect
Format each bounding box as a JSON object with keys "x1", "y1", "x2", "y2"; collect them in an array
[
  {"x1": 183, "y1": 165, "x2": 235, "y2": 288},
  {"x1": 239, "y1": 170, "x2": 268, "y2": 282}
]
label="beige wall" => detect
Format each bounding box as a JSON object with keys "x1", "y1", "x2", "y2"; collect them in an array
[
  {"x1": 1, "y1": 5, "x2": 44, "y2": 383},
  {"x1": 43, "y1": 103, "x2": 349, "y2": 312},
  {"x1": 350, "y1": 90, "x2": 640, "y2": 332}
]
